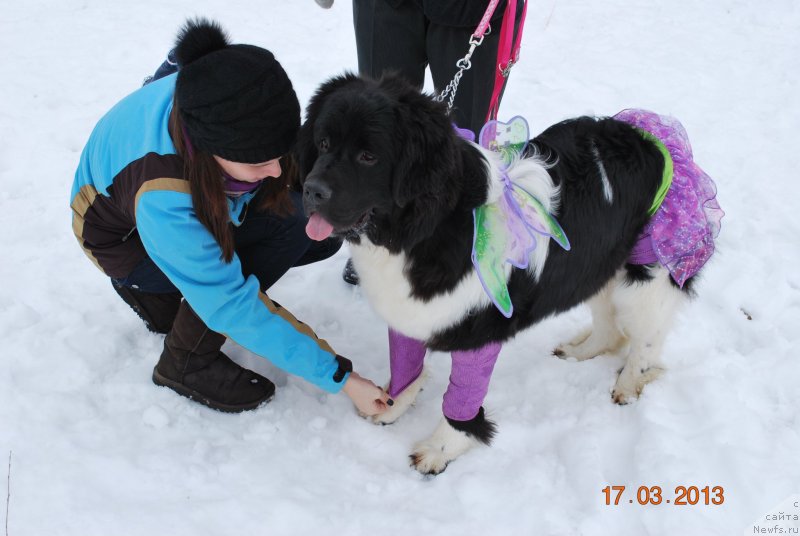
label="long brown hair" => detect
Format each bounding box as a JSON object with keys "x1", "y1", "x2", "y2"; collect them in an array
[{"x1": 169, "y1": 100, "x2": 296, "y2": 262}]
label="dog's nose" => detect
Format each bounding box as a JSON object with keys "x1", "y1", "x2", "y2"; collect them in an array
[{"x1": 303, "y1": 178, "x2": 332, "y2": 205}]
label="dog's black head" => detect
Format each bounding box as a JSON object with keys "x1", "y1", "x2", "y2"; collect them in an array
[{"x1": 298, "y1": 73, "x2": 482, "y2": 252}]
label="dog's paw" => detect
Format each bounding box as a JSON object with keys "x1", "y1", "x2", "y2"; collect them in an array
[
  {"x1": 408, "y1": 418, "x2": 478, "y2": 475},
  {"x1": 554, "y1": 344, "x2": 595, "y2": 361},
  {"x1": 555, "y1": 328, "x2": 626, "y2": 362},
  {"x1": 369, "y1": 367, "x2": 428, "y2": 426},
  {"x1": 409, "y1": 447, "x2": 450, "y2": 475},
  {"x1": 554, "y1": 329, "x2": 594, "y2": 360},
  {"x1": 611, "y1": 366, "x2": 664, "y2": 405}
]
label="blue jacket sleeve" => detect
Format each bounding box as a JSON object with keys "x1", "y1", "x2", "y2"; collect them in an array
[{"x1": 135, "y1": 184, "x2": 348, "y2": 393}]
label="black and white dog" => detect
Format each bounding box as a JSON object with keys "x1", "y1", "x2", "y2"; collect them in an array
[{"x1": 299, "y1": 73, "x2": 718, "y2": 474}]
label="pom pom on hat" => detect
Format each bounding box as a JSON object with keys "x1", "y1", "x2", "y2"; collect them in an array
[
  {"x1": 174, "y1": 18, "x2": 300, "y2": 163},
  {"x1": 174, "y1": 18, "x2": 230, "y2": 66}
]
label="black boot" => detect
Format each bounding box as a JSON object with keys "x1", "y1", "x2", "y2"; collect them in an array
[
  {"x1": 342, "y1": 258, "x2": 360, "y2": 286},
  {"x1": 152, "y1": 301, "x2": 275, "y2": 412},
  {"x1": 112, "y1": 282, "x2": 182, "y2": 334}
]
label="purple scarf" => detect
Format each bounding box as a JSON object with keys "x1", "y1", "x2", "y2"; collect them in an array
[{"x1": 222, "y1": 171, "x2": 263, "y2": 196}]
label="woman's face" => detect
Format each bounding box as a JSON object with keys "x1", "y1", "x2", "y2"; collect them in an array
[{"x1": 213, "y1": 155, "x2": 282, "y2": 183}]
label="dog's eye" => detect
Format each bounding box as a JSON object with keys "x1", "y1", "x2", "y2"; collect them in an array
[
  {"x1": 358, "y1": 151, "x2": 377, "y2": 165},
  {"x1": 319, "y1": 138, "x2": 329, "y2": 152}
]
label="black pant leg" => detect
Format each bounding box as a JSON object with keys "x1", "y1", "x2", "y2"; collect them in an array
[
  {"x1": 234, "y1": 191, "x2": 340, "y2": 291},
  {"x1": 294, "y1": 236, "x2": 343, "y2": 267},
  {"x1": 353, "y1": 0, "x2": 428, "y2": 85},
  {"x1": 426, "y1": 23, "x2": 501, "y2": 136}
]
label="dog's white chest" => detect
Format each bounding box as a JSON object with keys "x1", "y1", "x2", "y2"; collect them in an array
[{"x1": 349, "y1": 239, "x2": 490, "y2": 341}]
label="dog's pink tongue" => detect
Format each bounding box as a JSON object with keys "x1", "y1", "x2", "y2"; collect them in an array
[{"x1": 306, "y1": 213, "x2": 334, "y2": 241}]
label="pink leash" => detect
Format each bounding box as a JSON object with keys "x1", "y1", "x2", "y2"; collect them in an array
[
  {"x1": 473, "y1": 0, "x2": 501, "y2": 38},
  {"x1": 486, "y1": 0, "x2": 528, "y2": 122},
  {"x1": 434, "y1": 0, "x2": 528, "y2": 121}
]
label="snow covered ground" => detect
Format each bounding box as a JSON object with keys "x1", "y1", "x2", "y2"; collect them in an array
[{"x1": 1, "y1": 0, "x2": 799, "y2": 534}]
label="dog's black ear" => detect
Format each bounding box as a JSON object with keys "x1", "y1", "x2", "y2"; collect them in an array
[
  {"x1": 384, "y1": 75, "x2": 459, "y2": 209},
  {"x1": 297, "y1": 73, "x2": 364, "y2": 181},
  {"x1": 380, "y1": 75, "x2": 464, "y2": 248}
]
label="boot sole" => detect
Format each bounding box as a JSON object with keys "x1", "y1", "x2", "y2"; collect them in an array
[{"x1": 152, "y1": 367, "x2": 275, "y2": 413}]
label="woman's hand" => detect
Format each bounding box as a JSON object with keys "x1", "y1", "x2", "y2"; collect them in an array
[{"x1": 342, "y1": 372, "x2": 393, "y2": 416}]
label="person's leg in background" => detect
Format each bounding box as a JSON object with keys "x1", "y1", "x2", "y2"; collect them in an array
[
  {"x1": 427, "y1": 22, "x2": 501, "y2": 136},
  {"x1": 352, "y1": 0, "x2": 428, "y2": 84}
]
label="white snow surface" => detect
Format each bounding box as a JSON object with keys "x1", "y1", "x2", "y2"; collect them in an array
[{"x1": 1, "y1": 1, "x2": 799, "y2": 535}]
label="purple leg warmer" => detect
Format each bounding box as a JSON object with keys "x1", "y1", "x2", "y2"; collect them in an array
[
  {"x1": 443, "y1": 341, "x2": 502, "y2": 421},
  {"x1": 388, "y1": 328, "x2": 427, "y2": 398}
]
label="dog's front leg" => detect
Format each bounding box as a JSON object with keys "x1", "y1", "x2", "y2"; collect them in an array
[
  {"x1": 410, "y1": 342, "x2": 501, "y2": 475},
  {"x1": 370, "y1": 328, "x2": 427, "y2": 425}
]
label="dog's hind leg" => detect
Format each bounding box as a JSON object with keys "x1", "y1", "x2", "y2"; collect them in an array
[
  {"x1": 555, "y1": 275, "x2": 626, "y2": 361},
  {"x1": 409, "y1": 342, "x2": 501, "y2": 475},
  {"x1": 610, "y1": 265, "x2": 685, "y2": 404}
]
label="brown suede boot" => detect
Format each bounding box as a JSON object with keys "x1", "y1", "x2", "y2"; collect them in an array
[
  {"x1": 111, "y1": 282, "x2": 182, "y2": 334},
  {"x1": 152, "y1": 301, "x2": 275, "y2": 412}
]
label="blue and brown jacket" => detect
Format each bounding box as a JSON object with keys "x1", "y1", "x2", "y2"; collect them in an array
[{"x1": 70, "y1": 73, "x2": 348, "y2": 393}]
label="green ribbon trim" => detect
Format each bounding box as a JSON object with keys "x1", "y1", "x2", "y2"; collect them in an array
[{"x1": 637, "y1": 128, "x2": 673, "y2": 216}]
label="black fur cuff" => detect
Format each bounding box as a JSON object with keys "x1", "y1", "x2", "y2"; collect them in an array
[
  {"x1": 333, "y1": 355, "x2": 353, "y2": 383},
  {"x1": 446, "y1": 407, "x2": 497, "y2": 445}
]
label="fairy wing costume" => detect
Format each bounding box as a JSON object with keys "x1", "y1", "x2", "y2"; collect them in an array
[{"x1": 471, "y1": 116, "x2": 570, "y2": 318}]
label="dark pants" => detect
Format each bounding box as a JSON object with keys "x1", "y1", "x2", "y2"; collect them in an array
[
  {"x1": 353, "y1": 0, "x2": 518, "y2": 135},
  {"x1": 112, "y1": 191, "x2": 341, "y2": 295},
  {"x1": 142, "y1": 49, "x2": 178, "y2": 86}
]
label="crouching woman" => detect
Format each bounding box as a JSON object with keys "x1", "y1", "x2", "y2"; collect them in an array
[{"x1": 70, "y1": 18, "x2": 389, "y2": 415}]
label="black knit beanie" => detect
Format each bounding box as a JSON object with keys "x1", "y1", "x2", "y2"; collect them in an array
[{"x1": 173, "y1": 18, "x2": 300, "y2": 163}]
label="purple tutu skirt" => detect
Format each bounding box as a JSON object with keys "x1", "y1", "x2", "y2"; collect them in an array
[{"x1": 615, "y1": 109, "x2": 724, "y2": 287}]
